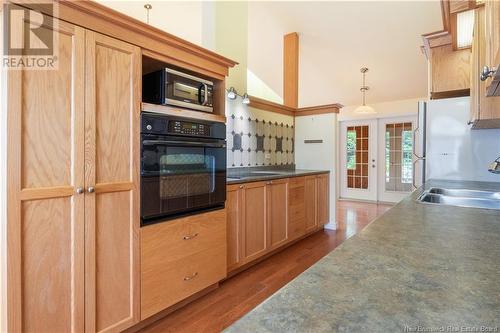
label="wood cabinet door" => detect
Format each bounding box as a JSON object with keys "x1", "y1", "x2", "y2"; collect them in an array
[
  {"x1": 267, "y1": 179, "x2": 289, "y2": 250},
  {"x1": 485, "y1": 0, "x2": 500, "y2": 69},
  {"x1": 84, "y1": 31, "x2": 141, "y2": 333},
  {"x1": 242, "y1": 182, "x2": 268, "y2": 263},
  {"x1": 7, "y1": 18, "x2": 86, "y2": 333},
  {"x1": 316, "y1": 174, "x2": 330, "y2": 226},
  {"x1": 304, "y1": 176, "x2": 318, "y2": 233},
  {"x1": 472, "y1": 6, "x2": 500, "y2": 122},
  {"x1": 227, "y1": 184, "x2": 243, "y2": 271}
]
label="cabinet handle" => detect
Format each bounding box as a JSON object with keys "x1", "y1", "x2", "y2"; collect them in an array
[
  {"x1": 183, "y1": 272, "x2": 198, "y2": 281},
  {"x1": 87, "y1": 186, "x2": 95, "y2": 193},
  {"x1": 76, "y1": 187, "x2": 84, "y2": 194},
  {"x1": 183, "y1": 233, "x2": 198, "y2": 240},
  {"x1": 266, "y1": 181, "x2": 273, "y2": 185},
  {"x1": 480, "y1": 66, "x2": 497, "y2": 81},
  {"x1": 239, "y1": 185, "x2": 244, "y2": 189}
]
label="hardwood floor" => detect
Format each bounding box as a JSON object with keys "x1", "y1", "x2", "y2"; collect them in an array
[{"x1": 140, "y1": 200, "x2": 393, "y2": 333}]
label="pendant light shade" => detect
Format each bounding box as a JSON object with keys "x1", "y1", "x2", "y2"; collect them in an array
[
  {"x1": 354, "y1": 104, "x2": 376, "y2": 114},
  {"x1": 354, "y1": 67, "x2": 376, "y2": 114}
]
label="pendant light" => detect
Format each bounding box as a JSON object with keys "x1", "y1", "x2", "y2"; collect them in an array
[{"x1": 354, "y1": 67, "x2": 376, "y2": 114}]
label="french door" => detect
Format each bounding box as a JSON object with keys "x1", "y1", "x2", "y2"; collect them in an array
[
  {"x1": 340, "y1": 116, "x2": 416, "y2": 203},
  {"x1": 377, "y1": 116, "x2": 416, "y2": 202},
  {"x1": 339, "y1": 120, "x2": 378, "y2": 201}
]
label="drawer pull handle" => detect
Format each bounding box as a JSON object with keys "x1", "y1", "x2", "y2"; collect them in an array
[
  {"x1": 184, "y1": 272, "x2": 198, "y2": 281},
  {"x1": 183, "y1": 233, "x2": 198, "y2": 240}
]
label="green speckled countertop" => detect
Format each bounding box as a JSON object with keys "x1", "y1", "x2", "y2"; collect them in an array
[{"x1": 225, "y1": 180, "x2": 500, "y2": 333}]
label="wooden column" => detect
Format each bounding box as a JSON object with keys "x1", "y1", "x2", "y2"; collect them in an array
[{"x1": 283, "y1": 32, "x2": 299, "y2": 108}]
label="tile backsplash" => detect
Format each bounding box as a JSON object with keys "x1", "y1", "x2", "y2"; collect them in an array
[{"x1": 226, "y1": 96, "x2": 294, "y2": 167}]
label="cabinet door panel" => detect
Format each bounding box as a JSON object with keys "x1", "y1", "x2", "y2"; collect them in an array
[
  {"x1": 304, "y1": 176, "x2": 317, "y2": 232},
  {"x1": 317, "y1": 174, "x2": 330, "y2": 226},
  {"x1": 227, "y1": 185, "x2": 243, "y2": 271},
  {"x1": 243, "y1": 182, "x2": 267, "y2": 262},
  {"x1": 268, "y1": 180, "x2": 289, "y2": 249},
  {"x1": 85, "y1": 31, "x2": 141, "y2": 333},
  {"x1": 7, "y1": 18, "x2": 85, "y2": 333}
]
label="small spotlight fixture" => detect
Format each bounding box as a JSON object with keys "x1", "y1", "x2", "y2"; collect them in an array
[
  {"x1": 242, "y1": 93, "x2": 250, "y2": 104},
  {"x1": 227, "y1": 87, "x2": 237, "y2": 100}
]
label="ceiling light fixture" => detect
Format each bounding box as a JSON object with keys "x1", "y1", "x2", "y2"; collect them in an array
[
  {"x1": 354, "y1": 67, "x2": 376, "y2": 114},
  {"x1": 227, "y1": 87, "x2": 237, "y2": 100},
  {"x1": 242, "y1": 93, "x2": 250, "y2": 104}
]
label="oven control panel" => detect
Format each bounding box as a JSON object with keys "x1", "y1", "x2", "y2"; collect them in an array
[{"x1": 168, "y1": 120, "x2": 210, "y2": 136}]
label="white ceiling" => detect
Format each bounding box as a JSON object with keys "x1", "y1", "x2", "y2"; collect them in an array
[{"x1": 247, "y1": 1, "x2": 443, "y2": 107}]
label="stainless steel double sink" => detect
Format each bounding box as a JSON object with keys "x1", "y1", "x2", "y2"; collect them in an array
[{"x1": 417, "y1": 187, "x2": 500, "y2": 210}]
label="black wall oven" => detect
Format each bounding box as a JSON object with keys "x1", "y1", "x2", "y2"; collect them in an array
[{"x1": 141, "y1": 112, "x2": 226, "y2": 225}]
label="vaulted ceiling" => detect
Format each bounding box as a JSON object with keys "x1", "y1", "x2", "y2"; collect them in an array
[{"x1": 247, "y1": 1, "x2": 443, "y2": 107}]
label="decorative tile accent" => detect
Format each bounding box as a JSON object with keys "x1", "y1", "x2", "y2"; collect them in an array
[{"x1": 226, "y1": 96, "x2": 294, "y2": 167}]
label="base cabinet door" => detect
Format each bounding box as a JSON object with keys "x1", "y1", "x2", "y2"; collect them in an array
[
  {"x1": 7, "y1": 18, "x2": 86, "y2": 333},
  {"x1": 304, "y1": 176, "x2": 318, "y2": 232},
  {"x1": 227, "y1": 185, "x2": 244, "y2": 271},
  {"x1": 241, "y1": 181, "x2": 268, "y2": 263},
  {"x1": 84, "y1": 31, "x2": 141, "y2": 332},
  {"x1": 267, "y1": 179, "x2": 289, "y2": 250},
  {"x1": 317, "y1": 174, "x2": 330, "y2": 226}
]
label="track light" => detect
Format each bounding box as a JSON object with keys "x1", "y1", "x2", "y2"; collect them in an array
[{"x1": 227, "y1": 87, "x2": 237, "y2": 100}]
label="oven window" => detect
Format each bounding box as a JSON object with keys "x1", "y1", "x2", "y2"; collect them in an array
[
  {"x1": 158, "y1": 148, "x2": 216, "y2": 198},
  {"x1": 141, "y1": 139, "x2": 226, "y2": 222}
]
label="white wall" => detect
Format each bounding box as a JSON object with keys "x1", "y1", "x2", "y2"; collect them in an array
[
  {"x1": 295, "y1": 114, "x2": 337, "y2": 230},
  {"x1": 97, "y1": 1, "x2": 205, "y2": 47}
]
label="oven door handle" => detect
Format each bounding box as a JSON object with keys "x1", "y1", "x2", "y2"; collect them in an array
[{"x1": 143, "y1": 139, "x2": 226, "y2": 148}]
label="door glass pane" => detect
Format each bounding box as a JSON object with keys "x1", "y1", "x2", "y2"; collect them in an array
[
  {"x1": 385, "y1": 122, "x2": 413, "y2": 192},
  {"x1": 346, "y1": 125, "x2": 368, "y2": 189}
]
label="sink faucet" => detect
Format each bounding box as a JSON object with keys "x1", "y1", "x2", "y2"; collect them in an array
[{"x1": 489, "y1": 156, "x2": 500, "y2": 174}]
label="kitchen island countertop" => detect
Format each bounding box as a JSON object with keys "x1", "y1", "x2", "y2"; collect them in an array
[{"x1": 225, "y1": 179, "x2": 500, "y2": 333}]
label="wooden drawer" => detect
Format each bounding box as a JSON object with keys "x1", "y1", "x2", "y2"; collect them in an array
[
  {"x1": 141, "y1": 209, "x2": 227, "y2": 319},
  {"x1": 141, "y1": 245, "x2": 226, "y2": 319},
  {"x1": 288, "y1": 176, "x2": 305, "y2": 188},
  {"x1": 288, "y1": 218, "x2": 306, "y2": 240},
  {"x1": 141, "y1": 209, "x2": 226, "y2": 265},
  {"x1": 289, "y1": 201, "x2": 305, "y2": 221}
]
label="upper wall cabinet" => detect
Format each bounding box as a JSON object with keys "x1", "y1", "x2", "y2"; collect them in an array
[
  {"x1": 470, "y1": 5, "x2": 500, "y2": 128},
  {"x1": 429, "y1": 43, "x2": 471, "y2": 99},
  {"x1": 6, "y1": 14, "x2": 141, "y2": 332},
  {"x1": 483, "y1": 0, "x2": 500, "y2": 97}
]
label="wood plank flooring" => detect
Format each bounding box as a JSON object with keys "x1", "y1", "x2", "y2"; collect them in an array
[{"x1": 140, "y1": 200, "x2": 393, "y2": 333}]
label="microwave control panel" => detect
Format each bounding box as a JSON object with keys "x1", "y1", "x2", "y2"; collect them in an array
[{"x1": 168, "y1": 120, "x2": 210, "y2": 136}]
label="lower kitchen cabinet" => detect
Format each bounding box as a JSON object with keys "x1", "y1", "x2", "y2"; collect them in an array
[
  {"x1": 317, "y1": 174, "x2": 330, "y2": 226},
  {"x1": 226, "y1": 173, "x2": 329, "y2": 273},
  {"x1": 141, "y1": 209, "x2": 227, "y2": 320},
  {"x1": 267, "y1": 179, "x2": 290, "y2": 250},
  {"x1": 242, "y1": 181, "x2": 268, "y2": 263},
  {"x1": 304, "y1": 176, "x2": 318, "y2": 232}
]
